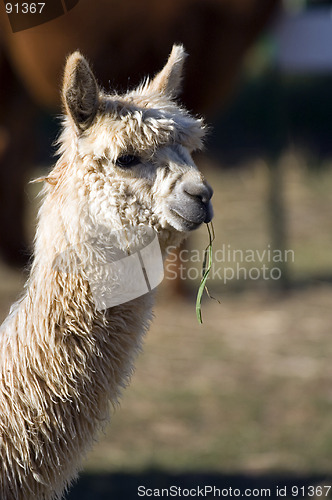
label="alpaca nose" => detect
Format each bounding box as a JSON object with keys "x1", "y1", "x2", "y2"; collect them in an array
[{"x1": 181, "y1": 181, "x2": 213, "y2": 204}]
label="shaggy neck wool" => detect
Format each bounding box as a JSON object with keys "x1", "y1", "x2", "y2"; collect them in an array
[{"x1": 0, "y1": 160, "x2": 156, "y2": 499}]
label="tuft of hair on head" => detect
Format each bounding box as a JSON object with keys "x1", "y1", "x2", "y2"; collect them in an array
[
  {"x1": 62, "y1": 51, "x2": 99, "y2": 132},
  {"x1": 147, "y1": 44, "x2": 187, "y2": 98}
]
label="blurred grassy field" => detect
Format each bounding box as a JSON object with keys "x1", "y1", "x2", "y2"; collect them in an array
[{"x1": 0, "y1": 153, "x2": 331, "y2": 497}]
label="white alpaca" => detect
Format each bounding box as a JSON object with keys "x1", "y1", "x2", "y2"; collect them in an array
[{"x1": 0, "y1": 45, "x2": 213, "y2": 500}]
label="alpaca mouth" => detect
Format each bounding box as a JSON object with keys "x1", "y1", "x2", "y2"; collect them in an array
[
  {"x1": 171, "y1": 209, "x2": 201, "y2": 229},
  {"x1": 169, "y1": 206, "x2": 212, "y2": 231}
]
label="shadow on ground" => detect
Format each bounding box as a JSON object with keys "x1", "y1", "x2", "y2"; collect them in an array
[{"x1": 67, "y1": 471, "x2": 330, "y2": 499}]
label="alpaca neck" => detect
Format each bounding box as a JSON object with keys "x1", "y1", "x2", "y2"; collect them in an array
[
  {"x1": 23, "y1": 178, "x2": 155, "y2": 387},
  {"x1": 0, "y1": 178, "x2": 154, "y2": 498},
  {"x1": 1, "y1": 148, "x2": 156, "y2": 428},
  {"x1": 2, "y1": 167, "x2": 154, "y2": 441}
]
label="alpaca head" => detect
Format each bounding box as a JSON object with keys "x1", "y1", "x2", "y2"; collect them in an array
[{"x1": 60, "y1": 45, "x2": 213, "y2": 252}]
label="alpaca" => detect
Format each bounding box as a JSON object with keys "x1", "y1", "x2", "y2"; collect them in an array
[{"x1": 0, "y1": 45, "x2": 213, "y2": 500}]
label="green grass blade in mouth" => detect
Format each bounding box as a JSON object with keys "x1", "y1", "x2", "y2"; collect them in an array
[{"x1": 196, "y1": 221, "x2": 220, "y2": 324}]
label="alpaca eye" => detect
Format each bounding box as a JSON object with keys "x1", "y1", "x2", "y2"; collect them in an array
[{"x1": 115, "y1": 155, "x2": 141, "y2": 168}]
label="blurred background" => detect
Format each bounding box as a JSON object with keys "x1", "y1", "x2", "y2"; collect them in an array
[{"x1": 0, "y1": 0, "x2": 332, "y2": 498}]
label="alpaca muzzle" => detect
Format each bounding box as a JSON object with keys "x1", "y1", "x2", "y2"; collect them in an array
[{"x1": 169, "y1": 178, "x2": 213, "y2": 231}]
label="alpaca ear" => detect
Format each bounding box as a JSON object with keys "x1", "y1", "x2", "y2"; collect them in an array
[
  {"x1": 62, "y1": 52, "x2": 99, "y2": 131},
  {"x1": 148, "y1": 44, "x2": 187, "y2": 98}
]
